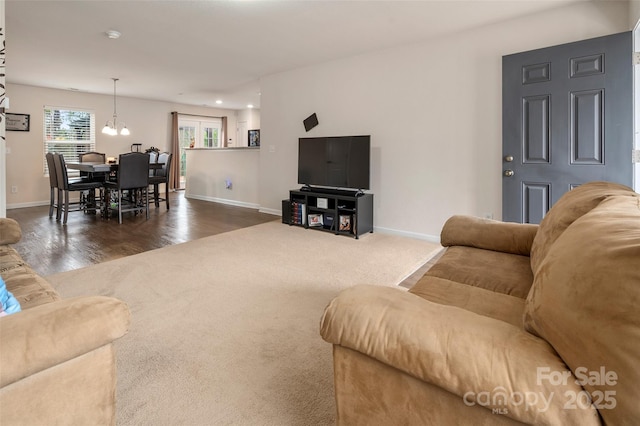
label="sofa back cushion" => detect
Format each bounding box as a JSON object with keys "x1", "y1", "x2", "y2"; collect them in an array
[
  {"x1": 523, "y1": 194, "x2": 640, "y2": 425},
  {"x1": 529, "y1": 181, "x2": 633, "y2": 274}
]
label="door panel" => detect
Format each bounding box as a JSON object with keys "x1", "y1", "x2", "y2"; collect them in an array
[
  {"x1": 522, "y1": 95, "x2": 550, "y2": 163},
  {"x1": 523, "y1": 182, "x2": 550, "y2": 224},
  {"x1": 503, "y1": 32, "x2": 632, "y2": 223}
]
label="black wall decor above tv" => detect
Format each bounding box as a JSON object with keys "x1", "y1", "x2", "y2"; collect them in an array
[{"x1": 298, "y1": 135, "x2": 370, "y2": 190}]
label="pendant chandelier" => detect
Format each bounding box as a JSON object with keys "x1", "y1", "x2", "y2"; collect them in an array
[{"x1": 102, "y1": 78, "x2": 130, "y2": 136}]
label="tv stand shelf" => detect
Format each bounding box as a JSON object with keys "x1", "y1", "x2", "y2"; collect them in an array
[{"x1": 285, "y1": 189, "x2": 373, "y2": 239}]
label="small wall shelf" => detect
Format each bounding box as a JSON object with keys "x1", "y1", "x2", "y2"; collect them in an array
[{"x1": 284, "y1": 188, "x2": 373, "y2": 239}]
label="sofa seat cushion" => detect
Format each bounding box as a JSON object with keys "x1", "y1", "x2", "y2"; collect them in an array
[
  {"x1": 524, "y1": 194, "x2": 640, "y2": 425},
  {"x1": 322, "y1": 285, "x2": 600, "y2": 425},
  {"x1": 410, "y1": 276, "x2": 525, "y2": 327},
  {"x1": 0, "y1": 246, "x2": 60, "y2": 310},
  {"x1": 424, "y1": 246, "x2": 533, "y2": 298}
]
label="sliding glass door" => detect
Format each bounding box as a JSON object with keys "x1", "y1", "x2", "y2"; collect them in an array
[{"x1": 178, "y1": 118, "x2": 222, "y2": 188}]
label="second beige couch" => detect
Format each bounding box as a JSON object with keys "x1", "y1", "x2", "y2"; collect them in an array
[{"x1": 321, "y1": 181, "x2": 640, "y2": 425}]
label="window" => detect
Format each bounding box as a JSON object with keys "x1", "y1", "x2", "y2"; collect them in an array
[
  {"x1": 203, "y1": 126, "x2": 220, "y2": 148},
  {"x1": 43, "y1": 106, "x2": 95, "y2": 176}
]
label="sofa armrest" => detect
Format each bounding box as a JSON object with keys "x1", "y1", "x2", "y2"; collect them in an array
[
  {"x1": 440, "y1": 215, "x2": 538, "y2": 256},
  {"x1": 0, "y1": 296, "x2": 130, "y2": 387},
  {"x1": 320, "y1": 286, "x2": 599, "y2": 425},
  {"x1": 0, "y1": 218, "x2": 22, "y2": 245}
]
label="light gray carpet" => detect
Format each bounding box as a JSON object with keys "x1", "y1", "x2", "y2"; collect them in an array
[{"x1": 47, "y1": 222, "x2": 442, "y2": 425}]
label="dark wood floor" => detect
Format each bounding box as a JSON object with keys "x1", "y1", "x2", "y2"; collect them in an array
[{"x1": 7, "y1": 191, "x2": 277, "y2": 276}]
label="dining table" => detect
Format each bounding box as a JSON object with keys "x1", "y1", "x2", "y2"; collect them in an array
[
  {"x1": 65, "y1": 161, "x2": 164, "y2": 218},
  {"x1": 66, "y1": 161, "x2": 163, "y2": 173}
]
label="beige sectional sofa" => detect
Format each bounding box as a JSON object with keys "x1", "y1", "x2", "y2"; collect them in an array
[
  {"x1": 0, "y1": 218, "x2": 130, "y2": 425},
  {"x1": 321, "y1": 181, "x2": 640, "y2": 425}
]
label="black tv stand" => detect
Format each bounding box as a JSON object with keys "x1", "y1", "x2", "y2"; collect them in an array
[{"x1": 286, "y1": 188, "x2": 373, "y2": 239}]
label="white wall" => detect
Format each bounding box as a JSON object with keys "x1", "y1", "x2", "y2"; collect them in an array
[
  {"x1": 631, "y1": 0, "x2": 640, "y2": 28},
  {"x1": 185, "y1": 148, "x2": 260, "y2": 208},
  {"x1": 259, "y1": 1, "x2": 629, "y2": 240},
  {"x1": 4, "y1": 83, "x2": 239, "y2": 208}
]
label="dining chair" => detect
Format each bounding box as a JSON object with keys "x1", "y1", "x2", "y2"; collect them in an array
[
  {"x1": 45, "y1": 153, "x2": 59, "y2": 218},
  {"x1": 148, "y1": 152, "x2": 173, "y2": 210},
  {"x1": 79, "y1": 151, "x2": 107, "y2": 204},
  {"x1": 52, "y1": 153, "x2": 103, "y2": 224},
  {"x1": 103, "y1": 152, "x2": 150, "y2": 224}
]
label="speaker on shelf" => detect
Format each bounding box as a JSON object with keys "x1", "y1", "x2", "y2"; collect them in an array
[
  {"x1": 281, "y1": 199, "x2": 292, "y2": 224},
  {"x1": 303, "y1": 113, "x2": 318, "y2": 132}
]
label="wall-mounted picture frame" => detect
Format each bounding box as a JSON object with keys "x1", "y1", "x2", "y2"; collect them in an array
[
  {"x1": 5, "y1": 113, "x2": 30, "y2": 131},
  {"x1": 248, "y1": 129, "x2": 260, "y2": 147}
]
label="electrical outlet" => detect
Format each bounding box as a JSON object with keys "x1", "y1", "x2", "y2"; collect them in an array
[{"x1": 11, "y1": 185, "x2": 18, "y2": 194}]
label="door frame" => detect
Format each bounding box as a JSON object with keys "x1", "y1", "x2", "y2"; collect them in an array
[{"x1": 634, "y1": 20, "x2": 640, "y2": 191}]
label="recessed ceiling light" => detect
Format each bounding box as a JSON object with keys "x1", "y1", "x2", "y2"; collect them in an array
[
  {"x1": 215, "y1": 100, "x2": 223, "y2": 104},
  {"x1": 247, "y1": 104, "x2": 254, "y2": 108},
  {"x1": 105, "y1": 30, "x2": 121, "y2": 39}
]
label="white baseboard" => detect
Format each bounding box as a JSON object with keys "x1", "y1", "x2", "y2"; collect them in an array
[
  {"x1": 259, "y1": 207, "x2": 281, "y2": 216},
  {"x1": 7, "y1": 200, "x2": 50, "y2": 210},
  {"x1": 374, "y1": 226, "x2": 441, "y2": 244},
  {"x1": 185, "y1": 193, "x2": 260, "y2": 210}
]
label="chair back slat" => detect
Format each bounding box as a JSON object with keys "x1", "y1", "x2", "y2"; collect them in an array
[
  {"x1": 148, "y1": 151, "x2": 158, "y2": 177},
  {"x1": 53, "y1": 153, "x2": 71, "y2": 190}
]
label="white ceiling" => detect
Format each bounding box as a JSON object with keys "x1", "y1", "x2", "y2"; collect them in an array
[{"x1": 5, "y1": 0, "x2": 578, "y2": 110}]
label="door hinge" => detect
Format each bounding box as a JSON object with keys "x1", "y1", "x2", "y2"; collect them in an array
[
  {"x1": 634, "y1": 52, "x2": 640, "y2": 65},
  {"x1": 633, "y1": 149, "x2": 640, "y2": 163}
]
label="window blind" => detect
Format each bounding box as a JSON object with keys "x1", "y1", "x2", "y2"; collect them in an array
[{"x1": 43, "y1": 106, "x2": 95, "y2": 175}]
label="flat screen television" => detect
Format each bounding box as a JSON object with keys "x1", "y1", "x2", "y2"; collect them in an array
[{"x1": 298, "y1": 135, "x2": 370, "y2": 190}]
